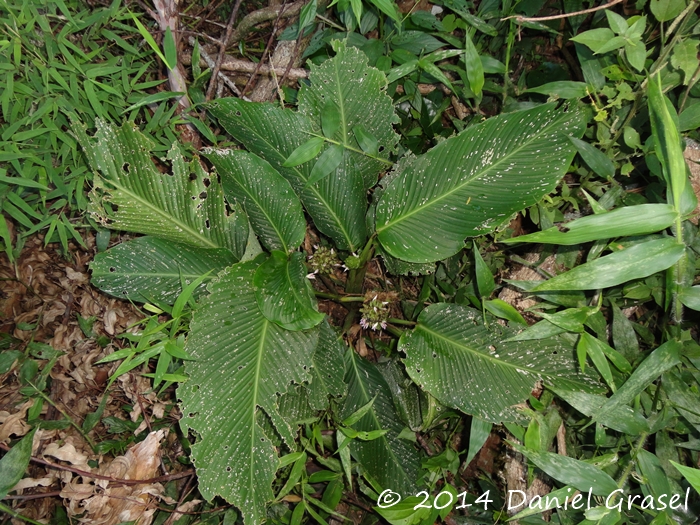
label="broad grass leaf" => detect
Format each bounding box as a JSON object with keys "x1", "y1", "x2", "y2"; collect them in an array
[
  {"x1": 307, "y1": 144, "x2": 345, "y2": 187},
  {"x1": 483, "y1": 299, "x2": 527, "y2": 325},
  {"x1": 549, "y1": 386, "x2": 648, "y2": 435},
  {"x1": 532, "y1": 237, "x2": 685, "y2": 291},
  {"x1": 648, "y1": 73, "x2": 689, "y2": 212},
  {"x1": 464, "y1": 31, "x2": 484, "y2": 97},
  {"x1": 525, "y1": 81, "x2": 589, "y2": 99},
  {"x1": 91, "y1": 236, "x2": 235, "y2": 304},
  {"x1": 503, "y1": 204, "x2": 677, "y2": 245},
  {"x1": 466, "y1": 418, "x2": 492, "y2": 465},
  {"x1": 283, "y1": 137, "x2": 325, "y2": 167},
  {"x1": 74, "y1": 120, "x2": 248, "y2": 258},
  {"x1": 671, "y1": 461, "x2": 700, "y2": 495},
  {"x1": 178, "y1": 261, "x2": 318, "y2": 525},
  {"x1": 342, "y1": 349, "x2": 420, "y2": 494},
  {"x1": 0, "y1": 428, "x2": 36, "y2": 499},
  {"x1": 568, "y1": 135, "x2": 615, "y2": 178},
  {"x1": 400, "y1": 304, "x2": 600, "y2": 423},
  {"x1": 593, "y1": 340, "x2": 681, "y2": 425},
  {"x1": 205, "y1": 150, "x2": 306, "y2": 253},
  {"x1": 376, "y1": 103, "x2": 584, "y2": 263},
  {"x1": 299, "y1": 41, "x2": 399, "y2": 189},
  {"x1": 509, "y1": 442, "x2": 618, "y2": 496},
  {"x1": 679, "y1": 285, "x2": 700, "y2": 311},
  {"x1": 209, "y1": 98, "x2": 367, "y2": 252},
  {"x1": 473, "y1": 242, "x2": 495, "y2": 298},
  {"x1": 254, "y1": 252, "x2": 325, "y2": 331}
]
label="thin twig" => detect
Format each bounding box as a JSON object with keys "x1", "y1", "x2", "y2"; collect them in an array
[
  {"x1": 0, "y1": 442, "x2": 194, "y2": 486},
  {"x1": 241, "y1": 0, "x2": 290, "y2": 97},
  {"x1": 502, "y1": 0, "x2": 624, "y2": 23},
  {"x1": 186, "y1": 38, "x2": 242, "y2": 96},
  {"x1": 206, "y1": 0, "x2": 244, "y2": 101}
]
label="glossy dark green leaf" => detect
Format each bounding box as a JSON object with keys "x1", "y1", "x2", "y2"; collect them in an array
[
  {"x1": 91, "y1": 236, "x2": 236, "y2": 304},
  {"x1": 509, "y1": 442, "x2": 618, "y2": 496},
  {"x1": 376, "y1": 103, "x2": 584, "y2": 263},
  {"x1": 306, "y1": 144, "x2": 344, "y2": 187},
  {"x1": 533, "y1": 237, "x2": 685, "y2": 291},
  {"x1": 206, "y1": 150, "x2": 306, "y2": 252},
  {"x1": 401, "y1": 304, "x2": 600, "y2": 423},
  {"x1": 283, "y1": 136, "x2": 325, "y2": 167},
  {"x1": 568, "y1": 136, "x2": 615, "y2": 178},
  {"x1": 254, "y1": 251, "x2": 325, "y2": 331},
  {"x1": 473, "y1": 242, "x2": 495, "y2": 298}
]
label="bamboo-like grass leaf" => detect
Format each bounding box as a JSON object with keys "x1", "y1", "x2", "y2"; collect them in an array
[
  {"x1": 509, "y1": 442, "x2": 618, "y2": 496},
  {"x1": 503, "y1": 203, "x2": 677, "y2": 245},
  {"x1": 209, "y1": 98, "x2": 367, "y2": 252},
  {"x1": 376, "y1": 103, "x2": 585, "y2": 263},
  {"x1": 74, "y1": 120, "x2": 248, "y2": 258},
  {"x1": 532, "y1": 237, "x2": 685, "y2": 291},
  {"x1": 91, "y1": 236, "x2": 236, "y2": 304},
  {"x1": 205, "y1": 150, "x2": 306, "y2": 253},
  {"x1": 342, "y1": 349, "x2": 420, "y2": 494},
  {"x1": 254, "y1": 252, "x2": 325, "y2": 331},
  {"x1": 298, "y1": 41, "x2": 399, "y2": 189},
  {"x1": 592, "y1": 340, "x2": 681, "y2": 425},
  {"x1": 400, "y1": 304, "x2": 600, "y2": 423},
  {"x1": 178, "y1": 261, "x2": 319, "y2": 525}
]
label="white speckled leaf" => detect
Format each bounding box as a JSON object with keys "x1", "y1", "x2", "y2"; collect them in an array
[
  {"x1": 209, "y1": 99, "x2": 367, "y2": 252},
  {"x1": 299, "y1": 40, "x2": 399, "y2": 189},
  {"x1": 376, "y1": 103, "x2": 585, "y2": 263},
  {"x1": 74, "y1": 120, "x2": 248, "y2": 259},
  {"x1": 308, "y1": 322, "x2": 347, "y2": 410},
  {"x1": 90, "y1": 236, "x2": 235, "y2": 304},
  {"x1": 205, "y1": 150, "x2": 306, "y2": 253},
  {"x1": 342, "y1": 349, "x2": 420, "y2": 494},
  {"x1": 178, "y1": 260, "x2": 318, "y2": 525},
  {"x1": 400, "y1": 303, "x2": 601, "y2": 423}
]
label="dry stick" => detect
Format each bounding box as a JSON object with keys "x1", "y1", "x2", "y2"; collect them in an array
[
  {"x1": 181, "y1": 50, "x2": 308, "y2": 79},
  {"x1": 241, "y1": 0, "x2": 291, "y2": 97},
  {"x1": 185, "y1": 39, "x2": 242, "y2": 96},
  {"x1": 0, "y1": 442, "x2": 194, "y2": 486},
  {"x1": 205, "y1": 0, "x2": 245, "y2": 101},
  {"x1": 226, "y1": 0, "x2": 306, "y2": 49},
  {"x1": 502, "y1": 0, "x2": 625, "y2": 22}
]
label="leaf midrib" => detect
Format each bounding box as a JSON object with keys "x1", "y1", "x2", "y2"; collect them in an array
[
  {"x1": 249, "y1": 319, "x2": 268, "y2": 504},
  {"x1": 376, "y1": 109, "x2": 573, "y2": 233},
  {"x1": 107, "y1": 178, "x2": 219, "y2": 249},
  {"x1": 237, "y1": 114, "x2": 357, "y2": 252},
  {"x1": 347, "y1": 351, "x2": 412, "y2": 487},
  {"x1": 414, "y1": 323, "x2": 550, "y2": 378},
  {"x1": 229, "y1": 165, "x2": 289, "y2": 253}
]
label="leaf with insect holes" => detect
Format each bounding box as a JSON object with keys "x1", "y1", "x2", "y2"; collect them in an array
[
  {"x1": 209, "y1": 98, "x2": 367, "y2": 252},
  {"x1": 74, "y1": 119, "x2": 248, "y2": 259},
  {"x1": 400, "y1": 304, "x2": 601, "y2": 423},
  {"x1": 376, "y1": 103, "x2": 584, "y2": 263},
  {"x1": 299, "y1": 40, "x2": 399, "y2": 189},
  {"x1": 178, "y1": 260, "x2": 319, "y2": 525},
  {"x1": 205, "y1": 150, "x2": 306, "y2": 253},
  {"x1": 90, "y1": 236, "x2": 236, "y2": 304}
]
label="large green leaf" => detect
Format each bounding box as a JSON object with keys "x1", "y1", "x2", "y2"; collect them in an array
[
  {"x1": 91, "y1": 236, "x2": 236, "y2": 304},
  {"x1": 532, "y1": 237, "x2": 685, "y2": 291},
  {"x1": 342, "y1": 349, "x2": 420, "y2": 494},
  {"x1": 253, "y1": 251, "x2": 325, "y2": 331},
  {"x1": 375, "y1": 103, "x2": 584, "y2": 263},
  {"x1": 205, "y1": 150, "x2": 306, "y2": 253},
  {"x1": 209, "y1": 98, "x2": 367, "y2": 252},
  {"x1": 400, "y1": 304, "x2": 600, "y2": 423},
  {"x1": 298, "y1": 41, "x2": 399, "y2": 189},
  {"x1": 308, "y1": 322, "x2": 347, "y2": 410},
  {"x1": 178, "y1": 261, "x2": 318, "y2": 525},
  {"x1": 74, "y1": 120, "x2": 248, "y2": 258},
  {"x1": 509, "y1": 442, "x2": 618, "y2": 496}
]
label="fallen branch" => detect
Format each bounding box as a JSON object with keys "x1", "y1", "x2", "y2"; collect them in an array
[{"x1": 181, "y1": 51, "x2": 309, "y2": 80}]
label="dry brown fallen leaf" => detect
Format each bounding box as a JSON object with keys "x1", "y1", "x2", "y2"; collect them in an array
[{"x1": 59, "y1": 429, "x2": 166, "y2": 525}]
